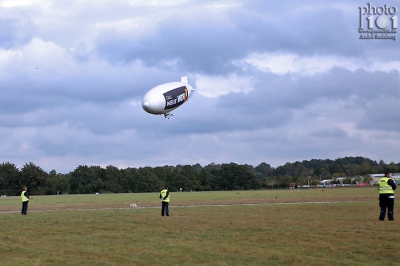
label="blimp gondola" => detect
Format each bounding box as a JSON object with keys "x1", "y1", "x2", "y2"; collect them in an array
[{"x1": 142, "y1": 76, "x2": 194, "y2": 118}]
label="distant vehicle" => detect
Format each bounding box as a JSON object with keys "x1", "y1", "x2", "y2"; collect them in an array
[{"x1": 142, "y1": 76, "x2": 194, "y2": 118}]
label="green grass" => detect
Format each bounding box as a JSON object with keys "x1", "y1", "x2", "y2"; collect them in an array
[
  {"x1": 0, "y1": 187, "x2": 378, "y2": 210},
  {"x1": 0, "y1": 188, "x2": 399, "y2": 265}
]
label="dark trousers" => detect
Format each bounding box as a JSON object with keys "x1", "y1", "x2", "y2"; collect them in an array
[
  {"x1": 161, "y1": 202, "x2": 169, "y2": 216},
  {"x1": 379, "y1": 195, "x2": 394, "y2": 220},
  {"x1": 21, "y1": 201, "x2": 29, "y2": 215}
]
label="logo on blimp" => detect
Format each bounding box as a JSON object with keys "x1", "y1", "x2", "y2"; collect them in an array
[
  {"x1": 358, "y1": 3, "x2": 397, "y2": 40},
  {"x1": 163, "y1": 86, "x2": 189, "y2": 110}
]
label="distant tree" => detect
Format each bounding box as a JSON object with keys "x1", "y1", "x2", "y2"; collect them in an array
[
  {"x1": 255, "y1": 162, "x2": 272, "y2": 179},
  {"x1": 209, "y1": 163, "x2": 260, "y2": 190},
  {"x1": 329, "y1": 164, "x2": 344, "y2": 176},
  {"x1": 69, "y1": 165, "x2": 105, "y2": 194},
  {"x1": 192, "y1": 163, "x2": 203, "y2": 173},
  {"x1": 153, "y1": 167, "x2": 168, "y2": 184},
  {"x1": 179, "y1": 165, "x2": 198, "y2": 182},
  {"x1": 332, "y1": 172, "x2": 345, "y2": 178},
  {"x1": 134, "y1": 167, "x2": 161, "y2": 192},
  {"x1": 274, "y1": 162, "x2": 295, "y2": 177},
  {"x1": 45, "y1": 170, "x2": 69, "y2": 195},
  {"x1": 359, "y1": 162, "x2": 372, "y2": 176},
  {"x1": 91, "y1": 166, "x2": 106, "y2": 193},
  {"x1": 57, "y1": 173, "x2": 70, "y2": 194},
  {"x1": 198, "y1": 169, "x2": 212, "y2": 191},
  {"x1": 260, "y1": 178, "x2": 269, "y2": 189},
  {"x1": 2, "y1": 155, "x2": 399, "y2": 194},
  {"x1": 388, "y1": 162, "x2": 398, "y2": 173},
  {"x1": 204, "y1": 163, "x2": 221, "y2": 173},
  {"x1": 0, "y1": 162, "x2": 20, "y2": 196},
  {"x1": 171, "y1": 173, "x2": 194, "y2": 192},
  {"x1": 104, "y1": 165, "x2": 124, "y2": 193},
  {"x1": 20, "y1": 162, "x2": 48, "y2": 195},
  {"x1": 280, "y1": 175, "x2": 293, "y2": 188},
  {"x1": 343, "y1": 164, "x2": 361, "y2": 176},
  {"x1": 121, "y1": 168, "x2": 136, "y2": 192},
  {"x1": 313, "y1": 164, "x2": 327, "y2": 176},
  {"x1": 209, "y1": 168, "x2": 226, "y2": 190},
  {"x1": 163, "y1": 168, "x2": 178, "y2": 190}
]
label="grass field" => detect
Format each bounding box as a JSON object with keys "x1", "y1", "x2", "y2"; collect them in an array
[{"x1": 0, "y1": 187, "x2": 399, "y2": 265}]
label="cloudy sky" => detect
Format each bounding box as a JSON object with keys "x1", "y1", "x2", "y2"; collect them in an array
[{"x1": 0, "y1": 0, "x2": 399, "y2": 173}]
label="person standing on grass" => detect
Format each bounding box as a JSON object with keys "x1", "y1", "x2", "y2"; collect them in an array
[
  {"x1": 21, "y1": 186, "x2": 32, "y2": 215},
  {"x1": 378, "y1": 172, "x2": 396, "y2": 221},
  {"x1": 160, "y1": 186, "x2": 170, "y2": 216}
]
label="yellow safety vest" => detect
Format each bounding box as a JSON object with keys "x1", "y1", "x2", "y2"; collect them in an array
[
  {"x1": 21, "y1": 191, "x2": 29, "y2": 202},
  {"x1": 379, "y1": 177, "x2": 394, "y2": 194},
  {"x1": 160, "y1": 189, "x2": 170, "y2": 202}
]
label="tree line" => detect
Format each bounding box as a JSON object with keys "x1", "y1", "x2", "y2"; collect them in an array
[{"x1": 0, "y1": 156, "x2": 399, "y2": 195}]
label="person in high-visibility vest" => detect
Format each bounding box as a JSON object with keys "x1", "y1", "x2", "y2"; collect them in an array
[
  {"x1": 159, "y1": 186, "x2": 170, "y2": 216},
  {"x1": 21, "y1": 186, "x2": 33, "y2": 215},
  {"x1": 378, "y1": 172, "x2": 396, "y2": 221}
]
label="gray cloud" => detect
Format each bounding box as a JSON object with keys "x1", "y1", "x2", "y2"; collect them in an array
[
  {"x1": 218, "y1": 68, "x2": 400, "y2": 112},
  {"x1": 93, "y1": 11, "x2": 250, "y2": 74},
  {"x1": 309, "y1": 127, "x2": 348, "y2": 138},
  {"x1": 0, "y1": 18, "x2": 33, "y2": 48},
  {"x1": 358, "y1": 96, "x2": 400, "y2": 131},
  {"x1": 92, "y1": 1, "x2": 369, "y2": 75}
]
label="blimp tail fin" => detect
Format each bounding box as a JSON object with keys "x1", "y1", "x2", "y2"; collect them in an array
[{"x1": 181, "y1": 76, "x2": 195, "y2": 91}]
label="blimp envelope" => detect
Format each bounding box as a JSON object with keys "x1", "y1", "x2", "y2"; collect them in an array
[{"x1": 142, "y1": 76, "x2": 194, "y2": 118}]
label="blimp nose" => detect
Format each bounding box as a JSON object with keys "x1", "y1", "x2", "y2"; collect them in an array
[
  {"x1": 142, "y1": 101, "x2": 151, "y2": 112},
  {"x1": 141, "y1": 92, "x2": 164, "y2": 115},
  {"x1": 142, "y1": 99, "x2": 158, "y2": 114}
]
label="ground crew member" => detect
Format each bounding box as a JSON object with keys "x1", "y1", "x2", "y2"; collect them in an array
[
  {"x1": 21, "y1": 186, "x2": 32, "y2": 215},
  {"x1": 378, "y1": 172, "x2": 396, "y2": 221},
  {"x1": 159, "y1": 186, "x2": 170, "y2": 216}
]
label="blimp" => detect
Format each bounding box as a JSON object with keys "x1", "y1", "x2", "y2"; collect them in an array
[{"x1": 142, "y1": 76, "x2": 194, "y2": 118}]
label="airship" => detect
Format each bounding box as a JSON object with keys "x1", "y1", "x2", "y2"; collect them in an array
[{"x1": 142, "y1": 76, "x2": 194, "y2": 118}]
